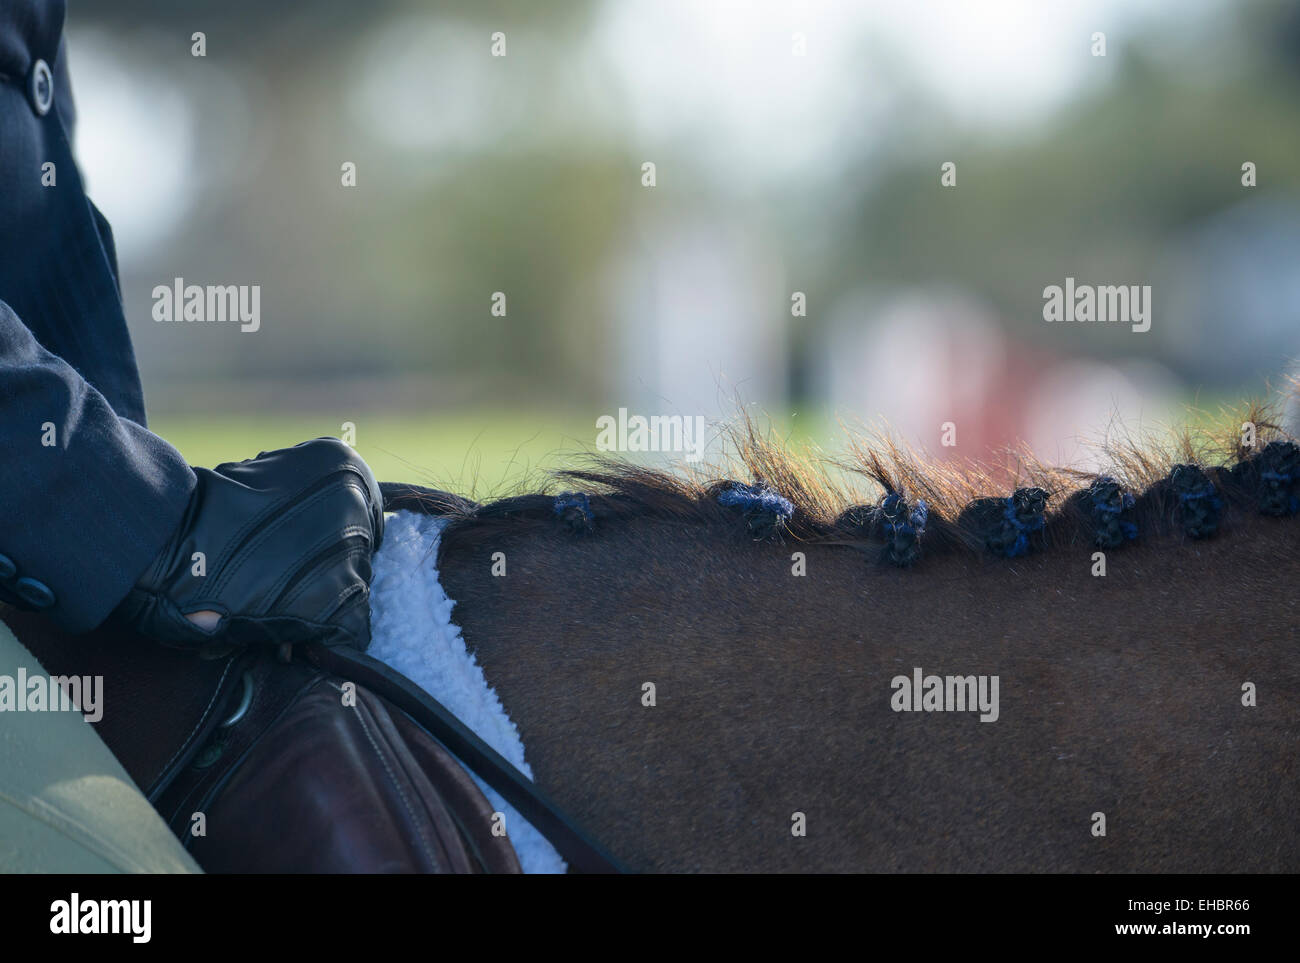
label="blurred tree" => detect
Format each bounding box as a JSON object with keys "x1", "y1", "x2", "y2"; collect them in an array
[
  {"x1": 75, "y1": 0, "x2": 596, "y2": 31},
  {"x1": 809, "y1": 0, "x2": 1300, "y2": 389}
]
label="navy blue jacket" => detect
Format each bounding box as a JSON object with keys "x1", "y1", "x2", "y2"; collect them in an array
[{"x1": 1, "y1": 0, "x2": 195, "y2": 632}]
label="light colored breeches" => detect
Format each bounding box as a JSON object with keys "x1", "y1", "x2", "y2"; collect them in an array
[{"x1": 0, "y1": 618, "x2": 199, "y2": 873}]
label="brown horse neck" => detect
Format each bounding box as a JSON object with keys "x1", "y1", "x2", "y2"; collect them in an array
[{"x1": 437, "y1": 511, "x2": 1300, "y2": 871}]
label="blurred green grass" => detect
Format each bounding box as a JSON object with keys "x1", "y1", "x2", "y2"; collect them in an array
[
  {"x1": 150, "y1": 407, "x2": 841, "y2": 496},
  {"x1": 151, "y1": 392, "x2": 1256, "y2": 500},
  {"x1": 150, "y1": 409, "x2": 604, "y2": 498}
]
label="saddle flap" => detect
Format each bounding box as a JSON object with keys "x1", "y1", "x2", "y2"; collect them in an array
[{"x1": 162, "y1": 667, "x2": 522, "y2": 874}]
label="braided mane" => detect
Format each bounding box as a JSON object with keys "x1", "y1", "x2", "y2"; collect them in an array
[{"x1": 381, "y1": 399, "x2": 1300, "y2": 566}]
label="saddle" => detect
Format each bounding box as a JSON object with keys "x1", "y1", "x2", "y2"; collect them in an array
[{"x1": 2, "y1": 598, "x2": 622, "y2": 873}]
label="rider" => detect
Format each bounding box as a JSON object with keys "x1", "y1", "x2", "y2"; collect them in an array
[{"x1": 0, "y1": 1, "x2": 384, "y2": 870}]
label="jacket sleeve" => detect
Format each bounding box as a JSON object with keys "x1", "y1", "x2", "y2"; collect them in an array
[{"x1": 0, "y1": 297, "x2": 196, "y2": 633}]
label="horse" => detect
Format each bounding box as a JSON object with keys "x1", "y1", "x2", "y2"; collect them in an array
[{"x1": 6, "y1": 406, "x2": 1299, "y2": 872}]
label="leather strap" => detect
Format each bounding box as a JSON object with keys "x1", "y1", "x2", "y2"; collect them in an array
[{"x1": 305, "y1": 642, "x2": 627, "y2": 874}]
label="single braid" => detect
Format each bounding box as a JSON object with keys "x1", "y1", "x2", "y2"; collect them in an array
[
  {"x1": 716, "y1": 481, "x2": 794, "y2": 541},
  {"x1": 552, "y1": 492, "x2": 596, "y2": 535},
  {"x1": 1256, "y1": 440, "x2": 1300, "y2": 517},
  {"x1": 878, "y1": 492, "x2": 929, "y2": 567},
  {"x1": 960, "y1": 487, "x2": 1048, "y2": 558},
  {"x1": 1169, "y1": 464, "x2": 1222, "y2": 539},
  {"x1": 1085, "y1": 476, "x2": 1138, "y2": 549}
]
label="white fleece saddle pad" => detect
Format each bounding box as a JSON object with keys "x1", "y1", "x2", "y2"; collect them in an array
[{"x1": 366, "y1": 509, "x2": 566, "y2": 874}]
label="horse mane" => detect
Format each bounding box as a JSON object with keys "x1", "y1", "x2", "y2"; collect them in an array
[{"x1": 381, "y1": 396, "x2": 1300, "y2": 564}]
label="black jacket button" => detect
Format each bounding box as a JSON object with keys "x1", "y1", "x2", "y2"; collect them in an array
[{"x1": 29, "y1": 59, "x2": 54, "y2": 116}]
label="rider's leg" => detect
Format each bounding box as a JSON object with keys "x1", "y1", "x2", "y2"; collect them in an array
[{"x1": 0, "y1": 618, "x2": 200, "y2": 873}]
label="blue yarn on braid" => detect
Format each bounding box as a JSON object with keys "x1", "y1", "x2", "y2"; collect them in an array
[
  {"x1": 717, "y1": 482, "x2": 794, "y2": 539},
  {"x1": 958, "y1": 487, "x2": 1047, "y2": 558},
  {"x1": 881, "y1": 493, "x2": 928, "y2": 536},
  {"x1": 717, "y1": 483, "x2": 795, "y2": 519},
  {"x1": 1088, "y1": 476, "x2": 1138, "y2": 547},
  {"x1": 1000, "y1": 493, "x2": 1045, "y2": 558},
  {"x1": 552, "y1": 491, "x2": 595, "y2": 533},
  {"x1": 1102, "y1": 504, "x2": 1139, "y2": 541},
  {"x1": 1257, "y1": 440, "x2": 1300, "y2": 516},
  {"x1": 879, "y1": 493, "x2": 928, "y2": 567},
  {"x1": 1260, "y1": 470, "x2": 1300, "y2": 515},
  {"x1": 1169, "y1": 464, "x2": 1222, "y2": 539}
]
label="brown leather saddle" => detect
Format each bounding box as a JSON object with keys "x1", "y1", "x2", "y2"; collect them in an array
[{"x1": 2, "y1": 490, "x2": 622, "y2": 873}]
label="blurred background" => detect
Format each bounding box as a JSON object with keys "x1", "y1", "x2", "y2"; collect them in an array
[{"x1": 67, "y1": 0, "x2": 1300, "y2": 492}]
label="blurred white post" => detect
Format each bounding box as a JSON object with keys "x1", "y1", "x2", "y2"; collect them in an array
[{"x1": 611, "y1": 214, "x2": 787, "y2": 453}]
